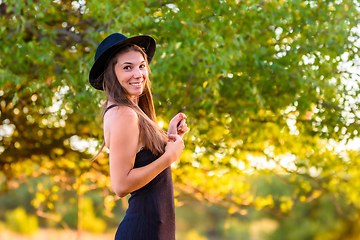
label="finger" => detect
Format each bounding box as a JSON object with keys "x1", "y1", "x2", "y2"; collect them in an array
[
  {"x1": 178, "y1": 122, "x2": 187, "y2": 130},
  {"x1": 172, "y1": 134, "x2": 183, "y2": 142},
  {"x1": 177, "y1": 119, "x2": 186, "y2": 129},
  {"x1": 174, "y1": 113, "x2": 186, "y2": 126},
  {"x1": 168, "y1": 134, "x2": 177, "y2": 139},
  {"x1": 178, "y1": 129, "x2": 186, "y2": 137},
  {"x1": 168, "y1": 121, "x2": 179, "y2": 135},
  {"x1": 180, "y1": 126, "x2": 189, "y2": 133},
  {"x1": 169, "y1": 113, "x2": 186, "y2": 135},
  {"x1": 177, "y1": 125, "x2": 189, "y2": 137},
  {"x1": 169, "y1": 134, "x2": 183, "y2": 141},
  {"x1": 178, "y1": 131, "x2": 186, "y2": 138},
  {"x1": 177, "y1": 119, "x2": 187, "y2": 135},
  {"x1": 170, "y1": 112, "x2": 185, "y2": 124},
  {"x1": 168, "y1": 134, "x2": 177, "y2": 142},
  {"x1": 177, "y1": 125, "x2": 182, "y2": 133},
  {"x1": 169, "y1": 114, "x2": 182, "y2": 131}
]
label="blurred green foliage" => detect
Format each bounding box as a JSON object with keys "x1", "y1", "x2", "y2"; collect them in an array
[
  {"x1": 1, "y1": 0, "x2": 360, "y2": 239},
  {"x1": 0, "y1": 174, "x2": 360, "y2": 239}
]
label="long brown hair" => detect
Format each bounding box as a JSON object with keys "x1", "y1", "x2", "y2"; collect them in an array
[{"x1": 96, "y1": 45, "x2": 167, "y2": 158}]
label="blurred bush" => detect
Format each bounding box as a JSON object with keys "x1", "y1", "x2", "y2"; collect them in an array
[
  {"x1": 0, "y1": 221, "x2": 5, "y2": 233},
  {"x1": 183, "y1": 229, "x2": 208, "y2": 240},
  {"x1": 4, "y1": 207, "x2": 38, "y2": 235},
  {"x1": 81, "y1": 197, "x2": 106, "y2": 233}
]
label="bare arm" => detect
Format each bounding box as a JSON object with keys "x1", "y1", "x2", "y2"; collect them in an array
[{"x1": 106, "y1": 107, "x2": 183, "y2": 198}]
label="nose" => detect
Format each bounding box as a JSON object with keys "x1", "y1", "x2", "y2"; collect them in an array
[{"x1": 133, "y1": 67, "x2": 143, "y2": 79}]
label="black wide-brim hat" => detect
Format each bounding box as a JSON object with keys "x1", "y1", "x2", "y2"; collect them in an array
[{"x1": 89, "y1": 33, "x2": 156, "y2": 90}]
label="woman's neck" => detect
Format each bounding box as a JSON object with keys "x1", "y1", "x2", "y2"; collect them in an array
[
  {"x1": 107, "y1": 96, "x2": 138, "y2": 106},
  {"x1": 129, "y1": 95, "x2": 138, "y2": 105}
]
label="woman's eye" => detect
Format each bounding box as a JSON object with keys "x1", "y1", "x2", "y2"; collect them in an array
[
  {"x1": 124, "y1": 66, "x2": 131, "y2": 70},
  {"x1": 140, "y1": 64, "x2": 146, "y2": 69}
]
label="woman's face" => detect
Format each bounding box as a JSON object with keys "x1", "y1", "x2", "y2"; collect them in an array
[{"x1": 114, "y1": 50, "x2": 148, "y2": 103}]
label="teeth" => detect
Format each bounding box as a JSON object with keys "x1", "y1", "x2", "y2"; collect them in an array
[{"x1": 130, "y1": 82, "x2": 142, "y2": 86}]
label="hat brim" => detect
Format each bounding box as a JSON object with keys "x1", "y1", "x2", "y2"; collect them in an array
[{"x1": 89, "y1": 35, "x2": 156, "y2": 91}]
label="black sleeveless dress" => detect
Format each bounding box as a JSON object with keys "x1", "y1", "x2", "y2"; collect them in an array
[
  {"x1": 114, "y1": 149, "x2": 176, "y2": 240},
  {"x1": 104, "y1": 105, "x2": 175, "y2": 240}
]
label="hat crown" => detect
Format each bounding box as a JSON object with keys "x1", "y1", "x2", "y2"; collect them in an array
[{"x1": 95, "y1": 33, "x2": 128, "y2": 61}]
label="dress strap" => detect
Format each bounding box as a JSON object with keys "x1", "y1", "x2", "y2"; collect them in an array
[{"x1": 103, "y1": 104, "x2": 118, "y2": 117}]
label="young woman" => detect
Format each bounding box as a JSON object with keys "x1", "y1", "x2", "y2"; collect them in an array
[{"x1": 89, "y1": 33, "x2": 188, "y2": 240}]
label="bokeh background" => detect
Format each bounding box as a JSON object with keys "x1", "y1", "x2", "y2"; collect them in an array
[{"x1": 1, "y1": 0, "x2": 360, "y2": 239}]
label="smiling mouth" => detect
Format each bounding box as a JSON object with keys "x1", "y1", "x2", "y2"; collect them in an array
[{"x1": 130, "y1": 81, "x2": 143, "y2": 86}]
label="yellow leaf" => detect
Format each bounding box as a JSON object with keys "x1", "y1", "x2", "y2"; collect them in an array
[
  {"x1": 51, "y1": 185, "x2": 59, "y2": 192},
  {"x1": 47, "y1": 202, "x2": 54, "y2": 209},
  {"x1": 50, "y1": 194, "x2": 58, "y2": 201},
  {"x1": 203, "y1": 81, "x2": 208, "y2": 88},
  {"x1": 312, "y1": 190, "x2": 322, "y2": 199}
]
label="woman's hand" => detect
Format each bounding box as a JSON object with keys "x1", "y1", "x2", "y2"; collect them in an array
[
  {"x1": 165, "y1": 134, "x2": 185, "y2": 163},
  {"x1": 168, "y1": 113, "x2": 189, "y2": 138}
]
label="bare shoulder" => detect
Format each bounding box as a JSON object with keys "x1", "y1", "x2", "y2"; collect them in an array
[
  {"x1": 104, "y1": 106, "x2": 139, "y2": 148},
  {"x1": 104, "y1": 106, "x2": 138, "y2": 126},
  {"x1": 117, "y1": 106, "x2": 138, "y2": 118}
]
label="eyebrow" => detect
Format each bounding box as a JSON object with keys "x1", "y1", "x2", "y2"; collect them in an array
[{"x1": 121, "y1": 60, "x2": 145, "y2": 66}]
